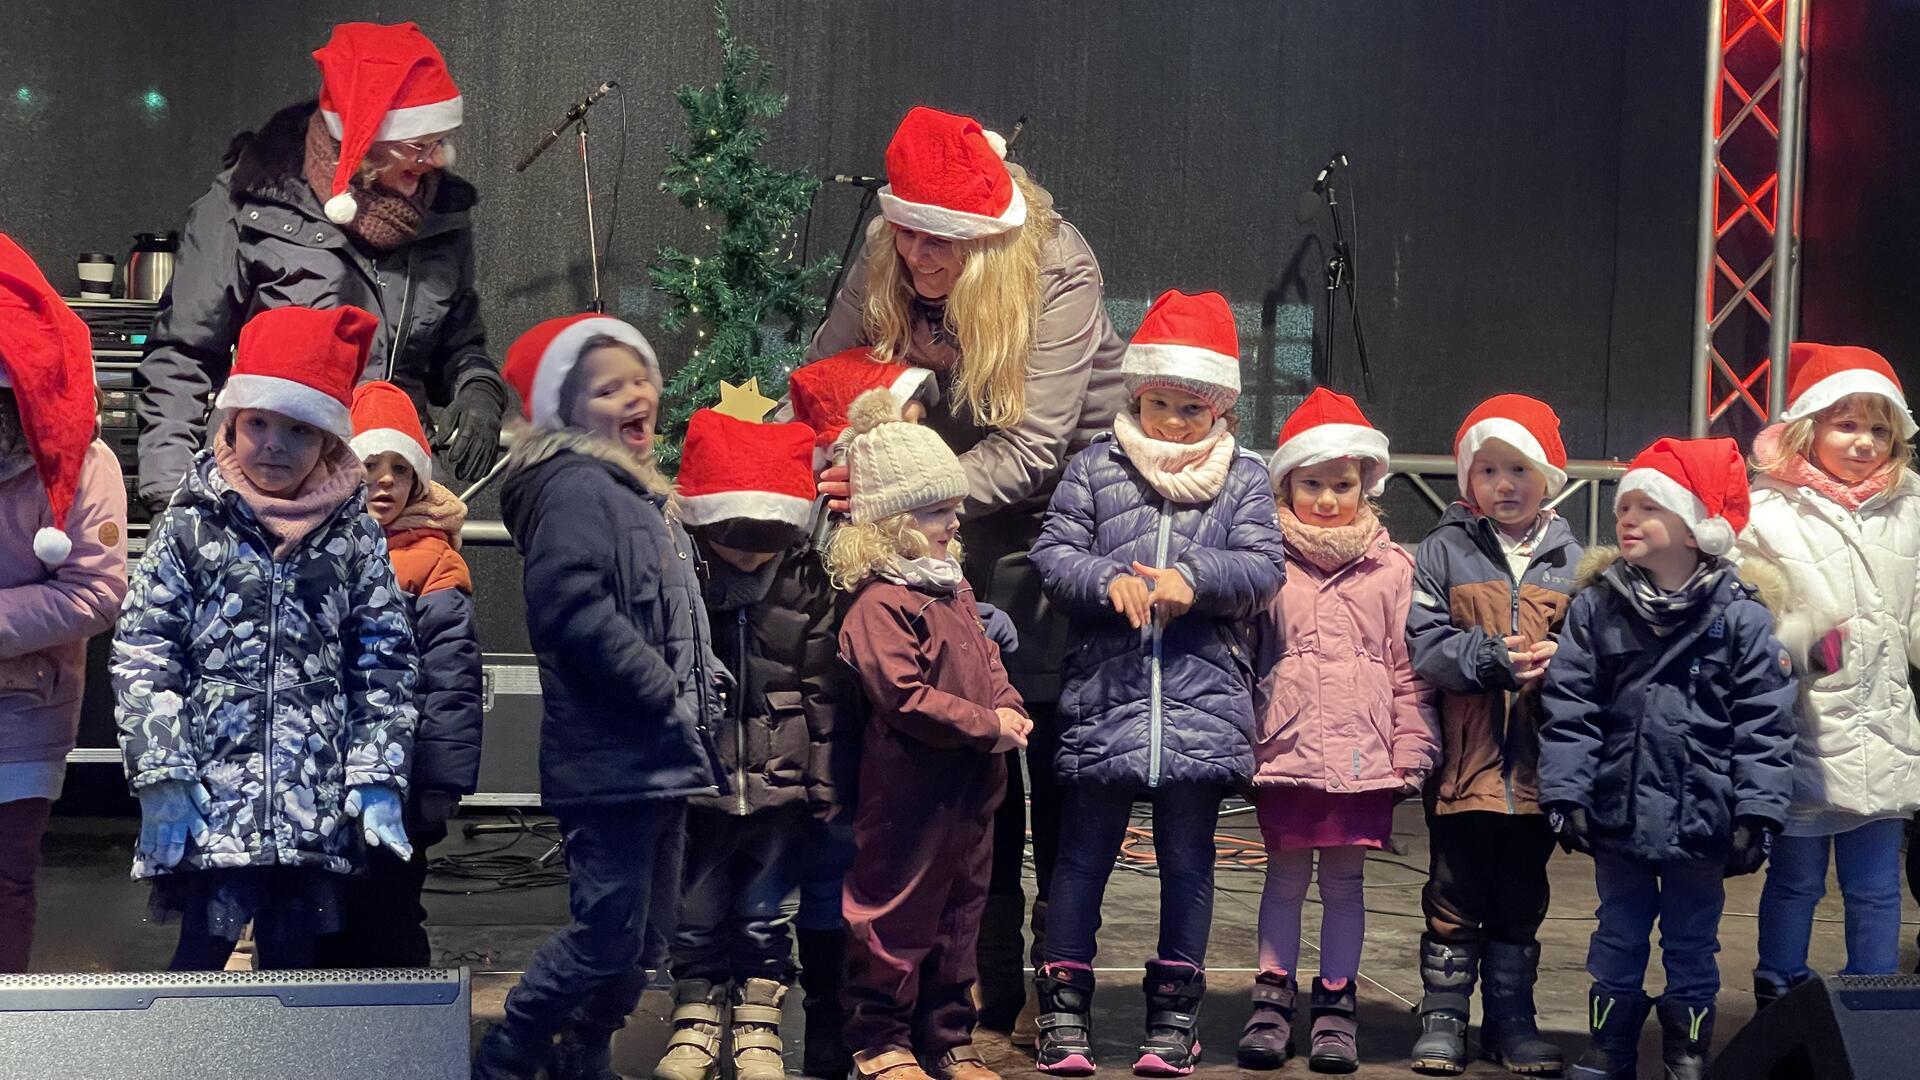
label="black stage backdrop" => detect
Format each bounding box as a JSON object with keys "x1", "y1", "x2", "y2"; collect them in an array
[{"x1": 4, "y1": 0, "x2": 1708, "y2": 466}]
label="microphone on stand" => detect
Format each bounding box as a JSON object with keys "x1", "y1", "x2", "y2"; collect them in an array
[
  {"x1": 1003, "y1": 115, "x2": 1028, "y2": 154},
  {"x1": 828, "y1": 174, "x2": 885, "y2": 190},
  {"x1": 1298, "y1": 152, "x2": 1349, "y2": 221},
  {"x1": 515, "y1": 79, "x2": 619, "y2": 173}
]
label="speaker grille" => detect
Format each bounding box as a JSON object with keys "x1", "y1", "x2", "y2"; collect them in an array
[{"x1": 0, "y1": 968, "x2": 460, "y2": 989}]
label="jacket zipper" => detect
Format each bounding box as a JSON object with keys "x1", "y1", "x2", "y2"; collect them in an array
[
  {"x1": 1148, "y1": 498, "x2": 1174, "y2": 788},
  {"x1": 735, "y1": 608, "x2": 750, "y2": 815},
  {"x1": 1504, "y1": 567, "x2": 1519, "y2": 815}
]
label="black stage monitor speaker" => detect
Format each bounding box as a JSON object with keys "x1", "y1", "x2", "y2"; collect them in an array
[
  {"x1": 1710, "y1": 973, "x2": 1920, "y2": 1079},
  {"x1": 0, "y1": 967, "x2": 470, "y2": 1078}
]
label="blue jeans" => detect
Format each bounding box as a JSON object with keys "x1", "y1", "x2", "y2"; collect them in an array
[
  {"x1": 1044, "y1": 782, "x2": 1226, "y2": 967},
  {"x1": 501, "y1": 800, "x2": 687, "y2": 1042},
  {"x1": 1586, "y1": 852, "x2": 1727, "y2": 1004},
  {"x1": 672, "y1": 806, "x2": 806, "y2": 983},
  {"x1": 796, "y1": 815, "x2": 858, "y2": 932},
  {"x1": 1756, "y1": 817, "x2": 1906, "y2": 985}
]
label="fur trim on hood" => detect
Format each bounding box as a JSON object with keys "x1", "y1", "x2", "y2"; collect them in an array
[
  {"x1": 503, "y1": 425, "x2": 673, "y2": 497},
  {"x1": 1575, "y1": 545, "x2": 1791, "y2": 616}
]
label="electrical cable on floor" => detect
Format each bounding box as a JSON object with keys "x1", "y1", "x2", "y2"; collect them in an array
[{"x1": 423, "y1": 809, "x2": 569, "y2": 895}]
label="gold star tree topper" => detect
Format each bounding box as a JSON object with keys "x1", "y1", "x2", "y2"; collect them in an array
[{"x1": 713, "y1": 378, "x2": 778, "y2": 423}]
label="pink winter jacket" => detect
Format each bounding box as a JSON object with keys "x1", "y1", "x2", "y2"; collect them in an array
[
  {"x1": 1249, "y1": 526, "x2": 1439, "y2": 790},
  {"x1": 0, "y1": 441, "x2": 128, "y2": 766}
]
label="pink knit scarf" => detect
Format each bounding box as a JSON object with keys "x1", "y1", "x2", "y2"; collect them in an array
[
  {"x1": 1277, "y1": 504, "x2": 1383, "y2": 574},
  {"x1": 214, "y1": 426, "x2": 366, "y2": 559},
  {"x1": 1754, "y1": 423, "x2": 1896, "y2": 511}
]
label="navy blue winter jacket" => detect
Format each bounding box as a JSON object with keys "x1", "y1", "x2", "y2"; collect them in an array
[
  {"x1": 500, "y1": 431, "x2": 723, "y2": 808},
  {"x1": 1030, "y1": 435, "x2": 1287, "y2": 788},
  {"x1": 1539, "y1": 550, "x2": 1798, "y2": 862}
]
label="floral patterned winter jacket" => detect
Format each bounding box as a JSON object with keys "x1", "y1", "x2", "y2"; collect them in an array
[{"x1": 114, "y1": 451, "x2": 419, "y2": 879}]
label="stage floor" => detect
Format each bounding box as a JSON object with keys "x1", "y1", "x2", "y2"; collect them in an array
[{"x1": 32, "y1": 798, "x2": 1917, "y2": 1078}]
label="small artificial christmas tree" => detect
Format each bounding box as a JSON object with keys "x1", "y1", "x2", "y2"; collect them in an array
[{"x1": 649, "y1": 0, "x2": 838, "y2": 465}]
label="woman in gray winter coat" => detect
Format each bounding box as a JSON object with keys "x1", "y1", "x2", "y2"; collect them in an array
[
  {"x1": 136, "y1": 22, "x2": 506, "y2": 513},
  {"x1": 803, "y1": 104, "x2": 1129, "y2": 1032}
]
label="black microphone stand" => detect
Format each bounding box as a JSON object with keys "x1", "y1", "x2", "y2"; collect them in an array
[
  {"x1": 1310, "y1": 166, "x2": 1376, "y2": 400},
  {"x1": 517, "y1": 84, "x2": 618, "y2": 313},
  {"x1": 821, "y1": 181, "x2": 880, "y2": 324}
]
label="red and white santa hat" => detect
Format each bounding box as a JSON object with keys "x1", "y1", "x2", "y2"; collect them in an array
[
  {"x1": 789, "y1": 348, "x2": 934, "y2": 460},
  {"x1": 1453, "y1": 394, "x2": 1568, "y2": 498},
  {"x1": 503, "y1": 314, "x2": 660, "y2": 430},
  {"x1": 215, "y1": 305, "x2": 375, "y2": 440},
  {"x1": 878, "y1": 106, "x2": 1026, "y2": 241},
  {"x1": 349, "y1": 380, "x2": 433, "y2": 486},
  {"x1": 313, "y1": 22, "x2": 463, "y2": 226},
  {"x1": 1616, "y1": 436, "x2": 1749, "y2": 557},
  {"x1": 0, "y1": 233, "x2": 99, "y2": 566},
  {"x1": 1268, "y1": 387, "x2": 1392, "y2": 496},
  {"x1": 1781, "y1": 341, "x2": 1917, "y2": 438},
  {"x1": 1122, "y1": 289, "x2": 1242, "y2": 416},
  {"x1": 675, "y1": 409, "x2": 817, "y2": 534}
]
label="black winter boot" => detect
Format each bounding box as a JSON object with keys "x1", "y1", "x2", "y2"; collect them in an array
[
  {"x1": 977, "y1": 894, "x2": 1030, "y2": 1031},
  {"x1": 1033, "y1": 963, "x2": 1096, "y2": 1076},
  {"x1": 1568, "y1": 986, "x2": 1649, "y2": 1080},
  {"x1": 1235, "y1": 971, "x2": 1296, "y2": 1070},
  {"x1": 472, "y1": 1023, "x2": 549, "y2": 1080},
  {"x1": 1480, "y1": 942, "x2": 1565, "y2": 1074},
  {"x1": 550, "y1": 1027, "x2": 620, "y2": 1080},
  {"x1": 798, "y1": 927, "x2": 852, "y2": 1080},
  {"x1": 1656, "y1": 997, "x2": 1713, "y2": 1080},
  {"x1": 1134, "y1": 960, "x2": 1204, "y2": 1077},
  {"x1": 1410, "y1": 935, "x2": 1478, "y2": 1076}
]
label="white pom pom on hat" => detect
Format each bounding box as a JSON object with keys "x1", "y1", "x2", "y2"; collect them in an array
[{"x1": 324, "y1": 192, "x2": 359, "y2": 225}]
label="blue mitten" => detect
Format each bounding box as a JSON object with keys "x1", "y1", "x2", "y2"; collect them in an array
[
  {"x1": 345, "y1": 784, "x2": 414, "y2": 860},
  {"x1": 136, "y1": 780, "x2": 210, "y2": 869},
  {"x1": 976, "y1": 601, "x2": 1021, "y2": 655}
]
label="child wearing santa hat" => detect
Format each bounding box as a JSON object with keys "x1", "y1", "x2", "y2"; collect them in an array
[
  {"x1": 1540, "y1": 436, "x2": 1797, "y2": 1080},
  {"x1": 1027, "y1": 289, "x2": 1286, "y2": 1078},
  {"x1": 823, "y1": 389, "x2": 1031, "y2": 1080},
  {"x1": 0, "y1": 235, "x2": 129, "y2": 973},
  {"x1": 475, "y1": 314, "x2": 724, "y2": 1080},
  {"x1": 113, "y1": 304, "x2": 418, "y2": 971},
  {"x1": 307, "y1": 379, "x2": 482, "y2": 969},
  {"x1": 1403, "y1": 394, "x2": 1582, "y2": 1076},
  {"x1": 1737, "y1": 344, "x2": 1920, "y2": 1008},
  {"x1": 649, "y1": 405, "x2": 860, "y2": 1080},
  {"x1": 1235, "y1": 389, "x2": 1437, "y2": 1073}
]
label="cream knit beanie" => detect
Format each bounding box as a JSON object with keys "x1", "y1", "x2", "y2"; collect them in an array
[{"x1": 845, "y1": 389, "x2": 969, "y2": 524}]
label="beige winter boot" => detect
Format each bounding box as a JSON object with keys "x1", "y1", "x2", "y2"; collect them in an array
[
  {"x1": 854, "y1": 1048, "x2": 936, "y2": 1080},
  {"x1": 933, "y1": 1045, "x2": 1002, "y2": 1080},
  {"x1": 731, "y1": 977, "x2": 788, "y2": 1080},
  {"x1": 652, "y1": 979, "x2": 728, "y2": 1080}
]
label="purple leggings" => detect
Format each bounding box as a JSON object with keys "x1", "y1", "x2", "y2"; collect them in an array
[{"x1": 1257, "y1": 846, "x2": 1367, "y2": 982}]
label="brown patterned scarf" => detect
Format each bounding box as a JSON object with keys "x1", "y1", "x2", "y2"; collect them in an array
[{"x1": 302, "y1": 110, "x2": 435, "y2": 252}]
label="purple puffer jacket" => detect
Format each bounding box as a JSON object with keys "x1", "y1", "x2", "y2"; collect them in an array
[
  {"x1": 0, "y1": 441, "x2": 128, "y2": 769},
  {"x1": 1030, "y1": 435, "x2": 1286, "y2": 788},
  {"x1": 1249, "y1": 525, "x2": 1439, "y2": 791}
]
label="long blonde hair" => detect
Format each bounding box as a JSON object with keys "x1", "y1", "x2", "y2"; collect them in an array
[
  {"x1": 1751, "y1": 393, "x2": 1914, "y2": 479},
  {"x1": 822, "y1": 513, "x2": 965, "y2": 591},
  {"x1": 862, "y1": 172, "x2": 1057, "y2": 430}
]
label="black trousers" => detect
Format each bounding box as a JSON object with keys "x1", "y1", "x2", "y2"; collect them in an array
[
  {"x1": 313, "y1": 816, "x2": 449, "y2": 969},
  {"x1": 989, "y1": 705, "x2": 1062, "y2": 902},
  {"x1": 1422, "y1": 810, "x2": 1557, "y2": 946}
]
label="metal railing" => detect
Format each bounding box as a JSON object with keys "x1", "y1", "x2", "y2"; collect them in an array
[{"x1": 1381, "y1": 453, "x2": 1628, "y2": 549}]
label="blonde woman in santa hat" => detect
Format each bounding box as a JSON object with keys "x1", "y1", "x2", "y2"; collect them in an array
[
  {"x1": 0, "y1": 235, "x2": 129, "y2": 973},
  {"x1": 804, "y1": 106, "x2": 1130, "y2": 1032},
  {"x1": 138, "y1": 21, "x2": 508, "y2": 516},
  {"x1": 1026, "y1": 290, "x2": 1286, "y2": 1078},
  {"x1": 113, "y1": 304, "x2": 418, "y2": 971},
  {"x1": 1735, "y1": 344, "x2": 1920, "y2": 1005},
  {"x1": 306, "y1": 380, "x2": 483, "y2": 970},
  {"x1": 1236, "y1": 389, "x2": 1436, "y2": 1074},
  {"x1": 476, "y1": 314, "x2": 725, "y2": 1080}
]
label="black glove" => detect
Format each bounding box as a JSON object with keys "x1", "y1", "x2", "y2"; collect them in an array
[
  {"x1": 1726, "y1": 816, "x2": 1777, "y2": 877},
  {"x1": 1546, "y1": 802, "x2": 1592, "y2": 855},
  {"x1": 976, "y1": 601, "x2": 1020, "y2": 655},
  {"x1": 434, "y1": 380, "x2": 506, "y2": 482}
]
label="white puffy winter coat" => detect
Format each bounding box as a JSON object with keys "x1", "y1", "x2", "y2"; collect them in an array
[{"x1": 1735, "y1": 470, "x2": 1920, "y2": 821}]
